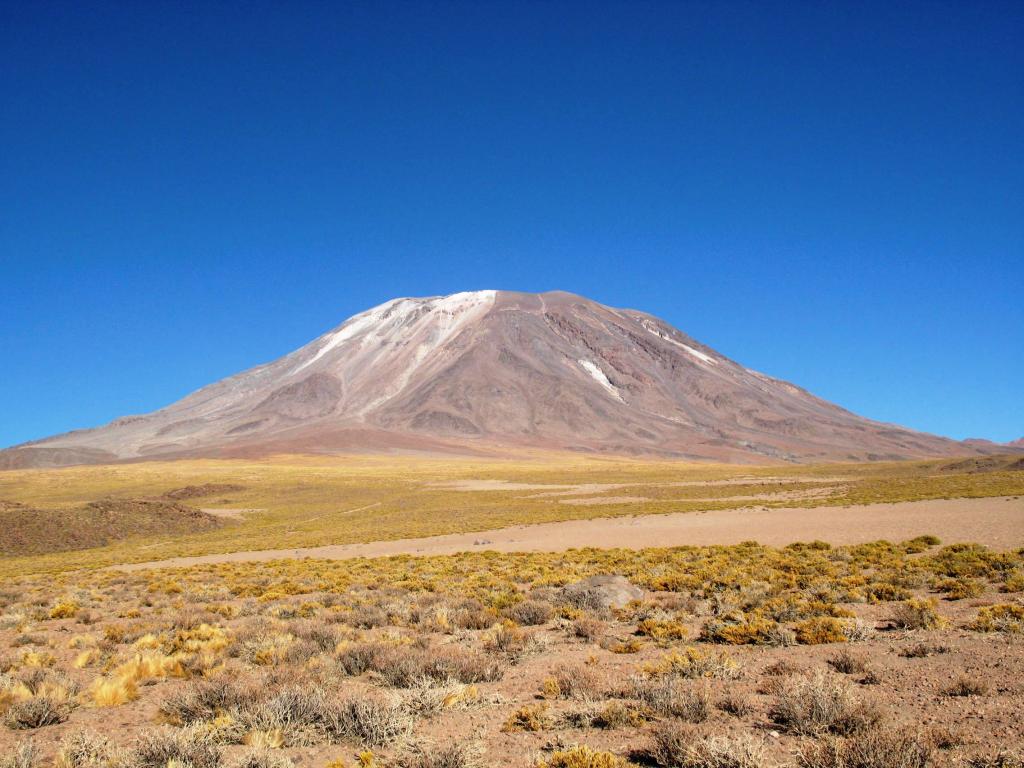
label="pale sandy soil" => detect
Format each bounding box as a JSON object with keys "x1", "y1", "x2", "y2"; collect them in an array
[
  {"x1": 559, "y1": 495, "x2": 650, "y2": 505},
  {"x1": 662, "y1": 476, "x2": 851, "y2": 487},
  {"x1": 435, "y1": 477, "x2": 850, "y2": 493},
  {"x1": 199, "y1": 507, "x2": 264, "y2": 520},
  {"x1": 117, "y1": 496, "x2": 1024, "y2": 571},
  {"x1": 525, "y1": 484, "x2": 628, "y2": 498},
  {"x1": 431, "y1": 480, "x2": 585, "y2": 492},
  {"x1": 556, "y1": 487, "x2": 841, "y2": 505}
]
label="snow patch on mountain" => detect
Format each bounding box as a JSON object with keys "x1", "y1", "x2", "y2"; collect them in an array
[
  {"x1": 578, "y1": 359, "x2": 623, "y2": 401},
  {"x1": 635, "y1": 318, "x2": 717, "y2": 365},
  {"x1": 291, "y1": 298, "x2": 406, "y2": 375},
  {"x1": 292, "y1": 291, "x2": 497, "y2": 378},
  {"x1": 679, "y1": 343, "x2": 715, "y2": 365}
]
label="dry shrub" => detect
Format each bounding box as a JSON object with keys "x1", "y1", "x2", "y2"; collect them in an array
[
  {"x1": 337, "y1": 642, "x2": 384, "y2": 676},
  {"x1": 943, "y1": 676, "x2": 988, "y2": 697},
  {"x1": 404, "y1": 681, "x2": 480, "y2": 718},
  {"x1": 537, "y1": 745, "x2": 629, "y2": 768},
  {"x1": 0, "y1": 741, "x2": 38, "y2": 768},
  {"x1": 925, "y1": 724, "x2": 962, "y2": 750},
  {"x1": 796, "y1": 727, "x2": 934, "y2": 768},
  {"x1": 127, "y1": 726, "x2": 221, "y2": 768},
  {"x1": 502, "y1": 703, "x2": 551, "y2": 732},
  {"x1": 966, "y1": 752, "x2": 1024, "y2": 768},
  {"x1": 292, "y1": 620, "x2": 340, "y2": 653},
  {"x1": 970, "y1": 604, "x2": 1024, "y2": 633},
  {"x1": 769, "y1": 670, "x2": 882, "y2": 736},
  {"x1": 345, "y1": 604, "x2": 389, "y2": 629},
  {"x1": 642, "y1": 647, "x2": 740, "y2": 680},
  {"x1": 541, "y1": 663, "x2": 605, "y2": 701},
  {"x1": 571, "y1": 616, "x2": 606, "y2": 642},
  {"x1": 891, "y1": 599, "x2": 946, "y2": 630},
  {"x1": 394, "y1": 740, "x2": 483, "y2": 768},
  {"x1": 649, "y1": 722, "x2": 771, "y2": 768},
  {"x1": 601, "y1": 637, "x2": 643, "y2": 654},
  {"x1": 3, "y1": 695, "x2": 72, "y2": 729},
  {"x1": 483, "y1": 623, "x2": 543, "y2": 664},
  {"x1": 451, "y1": 598, "x2": 498, "y2": 630},
  {"x1": 764, "y1": 659, "x2": 801, "y2": 676},
  {"x1": 638, "y1": 618, "x2": 690, "y2": 642},
  {"x1": 330, "y1": 692, "x2": 413, "y2": 747},
  {"x1": 795, "y1": 617, "x2": 847, "y2": 645},
  {"x1": 506, "y1": 599, "x2": 554, "y2": 626},
  {"x1": 633, "y1": 676, "x2": 710, "y2": 722},
  {"x1": 229, "y1": 751, "x2": 295, "y2": 768},
  {"x1": 49, "y1": 600, "x2": 79, "y2": 619},
  {"x1": 561, "y1": 701, "x2": 650, "y2": 730},
  {"x1": 842, "y1": 619, "x2": 873, "y2": 643},
  {"x1": 371, "y1": 645, "x2": 504, "y2": 688},
  {"x1": 160, "y1": 679, "x2": 411, "y2": 749},
  {"x1": 1002, "y1": 569, "x2": 1024, "y2": 593},
  {"x1": 700, "y1": 613, "x2": 775, "y2": 645},
  {"x1": 590, "y1": 700, "x2": 649, "y2": 729},
  {"x1": 716, "y1": 692, "x2": 752, "y2": 717},
  {"x1": 935, "y1": 578, "x2": 984, "y2": 600},
  {"x1": 159, "y1": 678, "x2": 251, "y2": 725},
  {"x1": 237, "y1": 686, "x2": 331, "y2": 746},
  {"x1": 827, "y1": 649, "x2": 868, "y2": 675},
  {"x1": 899, "y1": 643, "x2": 950, "y2": 658}
]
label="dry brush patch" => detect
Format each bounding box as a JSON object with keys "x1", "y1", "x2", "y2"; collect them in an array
[{"x1": 0, "y1": 534, "x2": 1021, "y2": 764}]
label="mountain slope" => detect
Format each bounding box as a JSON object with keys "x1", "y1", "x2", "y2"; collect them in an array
[{"x1": 0, "y1": 290, "x2": 997, "y2": 468}]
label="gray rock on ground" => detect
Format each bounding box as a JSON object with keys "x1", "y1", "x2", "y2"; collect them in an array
[{"x1": 562, "y1": 574, "x2": 643, "y2": 610}]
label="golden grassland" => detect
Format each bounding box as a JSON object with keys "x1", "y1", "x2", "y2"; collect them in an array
[
  {"x1": 1, "y1": 453, "x2": 1022, "y2": 575},
  {"x1": 1, "y1": 537, "x2": 1023, "y2": 766}
]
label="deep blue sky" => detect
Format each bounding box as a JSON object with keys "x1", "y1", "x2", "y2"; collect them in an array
[{"x1": 1, "y1": 0, "x2": 1022, "y2": 448}]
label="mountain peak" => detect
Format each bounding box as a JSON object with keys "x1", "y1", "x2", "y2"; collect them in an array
[{"x1": 0, "y1": 290, "x2": 997, "y2": 469}]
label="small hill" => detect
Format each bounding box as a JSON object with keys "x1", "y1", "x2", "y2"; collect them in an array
[
  {"x1": 162, "y1": 483, "x2": 246, "y2": 500},
  {"x1": 0, "y1": 497, "x2": 225, "y2": 557},
  {"x1": 938, "y1": 455, "x2": 1024, "y2": 474}
]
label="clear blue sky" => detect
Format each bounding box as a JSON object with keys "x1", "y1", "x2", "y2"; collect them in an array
[{"x1": 1, "y1": 0, "x2": 1021, "y2": 448}]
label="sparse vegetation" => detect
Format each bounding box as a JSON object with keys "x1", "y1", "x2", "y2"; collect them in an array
[
  {"x1": 1, "y1": 454, "x2": 1021, "y2": 574},
  {"x1": 537, "y1": 746, "x2": 629, "y2": 768},
  {"x1": 943, "y1": 677, "x2": 989, "y2": 697},
  {"x1": 650, "y1": 722, "x2": 770, "y2": 768},
  {"x1": 769, "y1": 671, "x2": 882, "y2": 735},
  {"x1": 0, "y1": 455, "x2": 1021, "y2": 763},
  {"x1": 971, "y1": 603, "x2": 1024, "y2": 633},
  {"x1": 796, "y1": 727, "x2": 934, "y2": 768},
  {"x1": 891, "y1": 598, "x2": 946, "y2": 630}
]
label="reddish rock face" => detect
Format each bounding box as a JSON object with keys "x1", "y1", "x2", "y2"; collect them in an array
[{"x1": 0, "y1": 290, "x2": 1003, "y2": 468}]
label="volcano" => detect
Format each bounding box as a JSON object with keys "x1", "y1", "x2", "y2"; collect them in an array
[{"x1": 0, "y1": 290, "x2": 995, "y2": 468}]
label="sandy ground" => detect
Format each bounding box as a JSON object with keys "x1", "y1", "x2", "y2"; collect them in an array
[
  {"x1": 556, "y1": 487, "x2": 841, "y2": 505},
  {"x1": 199, "y1": 507, "x2": 264, "y2": 520},
  {"x1": 117, "y1": 495, "x2": 1024, "y2": 571},
  {"x1": 559, "y1": 495, "x2": 650, "y2": 505},
  {"x1": 434, "y1": 477, "x2": 851, "y2": 494}
]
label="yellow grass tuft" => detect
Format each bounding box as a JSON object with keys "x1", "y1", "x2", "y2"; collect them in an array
[
  {"x1": 90, "y1": 675, "x2": 138, "y2": 706},
  {"x1": 72, "y1": 650, "x2": 100, "y2": 669},
  {"x1": 245, "y1": 728, "x2": 285, "y2": 748},
  {"x1": 49, "y1": 600, "x2": 79, "y2": 619}
]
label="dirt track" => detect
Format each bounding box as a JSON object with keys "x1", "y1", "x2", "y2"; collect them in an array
[{"x1": 116, "y1": 495, "x2": 1024, "y2": 571}]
